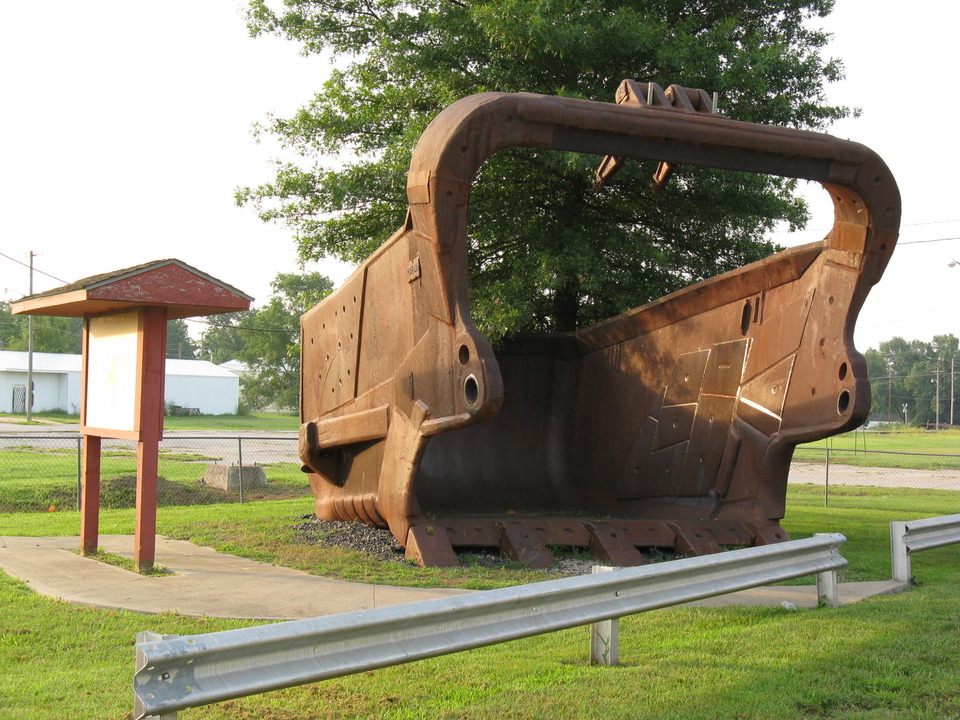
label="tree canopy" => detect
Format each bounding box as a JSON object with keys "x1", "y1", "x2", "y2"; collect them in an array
[
  {"x1": 200, "y1": 272, "x2": 334, "y2": 411},
  {"x1": 0, "y1": 302, "x2": 82, "y2": 354},
  {"x1": 865, "y1": 335, "x2": 960, "y2": 427},
  {"x1": 166, "y1": 319, "x2": 197, "y2": 360},
  {"x1": 239, "y1": 0, "x2": 847, "y2": 339}
]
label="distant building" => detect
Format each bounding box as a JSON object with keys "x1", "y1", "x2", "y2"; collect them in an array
[
  {"x1": 218, "y1": 359, "x2": 250, "y2": 379},
  {"x1": 217, "y1": 359, "x2": 294, "y2": 414},
  {"x1": 0, "y1": 350, "x2": 240, "y2": 415}
]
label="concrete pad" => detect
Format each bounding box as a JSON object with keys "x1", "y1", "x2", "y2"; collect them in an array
[
  {"x1": 686, "y1": 579, "x2": 907, "y2": 609},
  {"x1": 0, "y1": 535, "x2": 470, "y2": 620},
  {"x1": 0, "y1": 535, "x2": 909, "y2": 620}
]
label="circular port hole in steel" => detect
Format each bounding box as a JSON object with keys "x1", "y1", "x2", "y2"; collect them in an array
[
  {"x1": 838, "y1": 362, "x2": 848, "y2": 380},
  {"x1": 463, "y1": 375, "x2": 479, "y2": 405},
  {"x1": 837, "y1": 389, "x2": 850, "y2": 414},
  {"x1": 458, "y1": 344, "x2": 470, "y2": 365}
]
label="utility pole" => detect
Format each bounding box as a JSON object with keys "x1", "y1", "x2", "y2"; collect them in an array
[
  {"x1": 952, "y1": 357, "x2": 956, "y2": 428},
  {"x1": 26, "y1": 251, "x2": 34, "y2": 422},
  {"x1": 887, "y1": 367, "x2": 892, "y2": 425},
  {"x1": 933, "y1": 367, "x2": 941, "y2": 431}
]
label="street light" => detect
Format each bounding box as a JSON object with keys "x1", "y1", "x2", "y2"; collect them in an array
[{"x1": 950, "y1": 259, "x2": 959, "y2": 268}]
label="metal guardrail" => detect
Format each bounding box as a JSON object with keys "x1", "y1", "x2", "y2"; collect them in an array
[
  {"x1": 890, "y1": 513, "x2": 960, "y2": 583},
  {"x1": 134, "y1": 534, "x2": 847, "y2": 719}
]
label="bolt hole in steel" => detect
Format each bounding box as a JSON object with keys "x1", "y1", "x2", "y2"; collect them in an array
[
  {"x1": 837, "y1": 389, "x2": 851, "y2": 414},
  {"x1": 838, "y1": 362, "x2": 848, "y2": 380},
  {"x1": 458, "y1": 344, "x2": 470, "y2": 365},
  {"x1": 740, "y1": 300, "x2": 752, "y2": 335},
  {"x1": 463, "y1": 375, "x2": 479, "y2": 405}
]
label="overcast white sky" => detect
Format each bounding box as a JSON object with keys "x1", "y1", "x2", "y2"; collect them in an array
[{"x1": 1, "y1": 0, "x2": 956, "y2": 351}]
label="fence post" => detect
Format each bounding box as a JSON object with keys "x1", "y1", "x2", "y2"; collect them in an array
[
  {"x1": 237, "y1": 437, "x2": 244, "y2": 504},
  {"x1": 589, "y1": 565, "x2": 619, "y2": 666},
  {"x1": 890, "y1": 520, "x2": 911, "y2": 584},
  {"x1": 824, "y1": 442, "x2": 830, "y2": 507}
]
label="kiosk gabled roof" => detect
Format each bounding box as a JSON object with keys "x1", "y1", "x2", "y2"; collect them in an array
[{"x1": 10, "y1": 259, "x2": 253, "y2": 319}]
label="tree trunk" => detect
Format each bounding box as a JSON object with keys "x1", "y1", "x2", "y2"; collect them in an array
[{"x1": 552, "y1": 279, "x2": 580, "y2": 333}]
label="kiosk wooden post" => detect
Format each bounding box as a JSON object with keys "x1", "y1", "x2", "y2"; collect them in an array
[{"x1": 12, "y1": 260, "x2": 251, "y2": 572}]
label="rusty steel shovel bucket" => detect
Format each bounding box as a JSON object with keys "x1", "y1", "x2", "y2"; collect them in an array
[{"x1": 298, "y1": 82, "x2": 900, "y2": 567}]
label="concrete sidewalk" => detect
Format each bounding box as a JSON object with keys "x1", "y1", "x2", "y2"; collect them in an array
[
  {"x1": 0, "y1": 535, "x2": 471, "y2": 620},
  {"x1": 0, "y1": 535, "x2": 906, "y2": 621}
]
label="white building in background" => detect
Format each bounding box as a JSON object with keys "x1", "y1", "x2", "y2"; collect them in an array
[{"x1": 0, "y1": 350, "x2": 240, "y2": 415}]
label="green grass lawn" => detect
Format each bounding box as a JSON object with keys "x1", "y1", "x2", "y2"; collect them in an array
[
  {"x1": 0, "y1": 445, "x2": 309, "y2": 513},
  {"x1": 0, "y1": 411, "x2": 299, "y2": 432},
  {"x1": 802, "y1": 428, "x2": 960, "y2": 454},
  {"x1": 3, "y1": 485, "x2": 960, "y2": 719},
  {"x1": 161, "y1": 412, "x2": 299, "y2": 432},
  {"x1": 796, "y1": 429, "x2": 960, "y2": 470}
]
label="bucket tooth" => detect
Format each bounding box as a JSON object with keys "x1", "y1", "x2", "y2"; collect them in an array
[
  {"x1": 585, "y1": 522, "x2": 645, "y2": 566},
  {"x1": 406, "y1": 524, "x2": 460, "y2": 567},
  {"x1": 749, "y1": 522, "x2": 792, "y2": 546},
  {"x1": 498, "y1": 524, "x2": 554, "y2": 569},
  {"x1": 670, "y1": 523, "x2": 722, "y2": 556}
]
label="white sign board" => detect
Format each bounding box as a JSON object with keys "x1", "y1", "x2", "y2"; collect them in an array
[{"x1": 84, "y1": 311, "x2": 140, "y2": 433}]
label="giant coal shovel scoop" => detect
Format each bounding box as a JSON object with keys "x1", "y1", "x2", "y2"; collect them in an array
[{"x1": 297, "y1": 81, "x2": 900, "y2": 567}]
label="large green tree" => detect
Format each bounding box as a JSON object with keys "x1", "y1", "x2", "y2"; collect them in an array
[
  {"x1": 0, "y1": 302, "x2": 82, "y2": 354},
  {"x1": 865, "y1": 335, "x2": 959, "y2": 427},
  {"x1": 239, "y1": 0, "x2": 846, "y2": 339},
  {"x1": 200, "y1": 272, "x2": 334, "y2": 411},
  {"x1": 166, "y1": 319, "x2": 198, "y2": 360}
]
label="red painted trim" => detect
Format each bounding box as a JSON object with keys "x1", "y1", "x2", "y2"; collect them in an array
[
  {"x1": 87, "y1": 264, "x2": 250, "y2": 309},
  {"x1": 79, "y1": 426, "x2": 142, "y2": 441}
]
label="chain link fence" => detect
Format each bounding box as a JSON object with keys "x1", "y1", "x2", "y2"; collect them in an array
[
  {"x1": 0, "y1": 434, "x2": 307, "y2": 513},
  {"x1": 791, "y1": 445, "x2": 960, "y2": 504},
  {"x1": 2, "y1": 433, "x2": 960, "y2": 514}
]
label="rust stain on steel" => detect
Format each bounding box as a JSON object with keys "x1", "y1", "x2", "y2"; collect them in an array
[{"x1": 298, "y1": 81, "x2": 900, "y2": 567}]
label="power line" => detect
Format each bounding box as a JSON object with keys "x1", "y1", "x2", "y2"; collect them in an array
[
  {"x1": 772, "y1": 216, "x2": 960, "y2": 236},
  {"x1": 0, "y1": 251, "x2": 68, "y2": 285},
  {"x1": 185, "y1": 317, "x2": 299, "y2": 335},
  {"x1": 899, "y1": 236, "x2": 960, "y2": 246}
]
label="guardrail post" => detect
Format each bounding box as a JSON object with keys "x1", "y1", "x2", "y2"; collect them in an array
[
  {"x1": 136, "y1": 631, "x2": 180, "y2": 720},
  {"x1": 890, "y1": 520, "x2": 911, "y2": 584},
  {"x1": 589, "y1": 565, "x2": 619, "y2": 666},
  {"x1": 813, "y1": 534, "x2": 840, "y2": 607}
]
